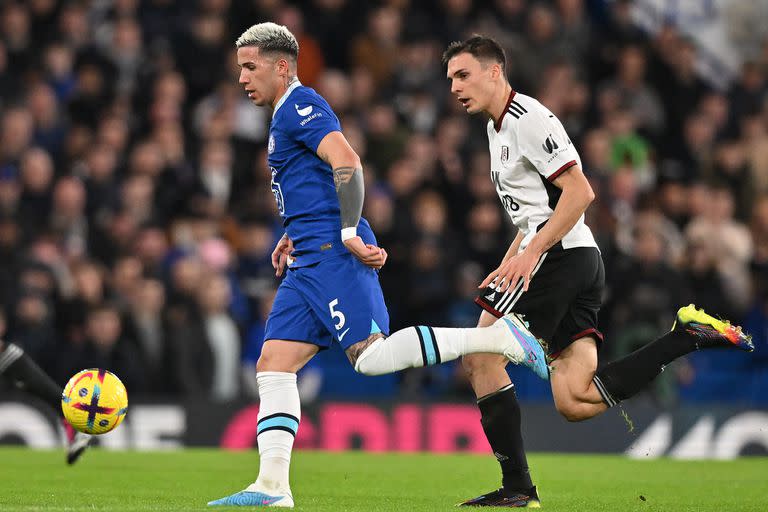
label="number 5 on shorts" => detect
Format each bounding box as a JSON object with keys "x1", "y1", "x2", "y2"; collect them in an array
[{"x1": 328, "y1": 298, "x2": 346, "y2": 330}]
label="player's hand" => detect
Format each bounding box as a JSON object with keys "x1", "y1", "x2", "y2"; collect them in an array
[
  {"x1": 271, "y1": 234, "x2": 295, "y2": 277},
  {"x1": 479, "y1": 248, "x2": 540, "y2": 293},
  {"x1": 343, "y1": 236, "x2": 388, "y2": 269}
]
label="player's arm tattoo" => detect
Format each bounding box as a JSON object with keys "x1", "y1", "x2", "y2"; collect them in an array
[
  {"x1": 333, "y1": 166, "x2": 364, "y2": 229},
  {"x1": 345, "y1": 333, "x2": 385, "y2": 366}
]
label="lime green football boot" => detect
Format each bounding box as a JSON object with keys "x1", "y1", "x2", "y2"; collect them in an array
[{"x1": 673, "y1": 304, "x2": 754, "y2": 352}]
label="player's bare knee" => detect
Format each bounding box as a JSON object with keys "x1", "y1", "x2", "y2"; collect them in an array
[
  {"x1": 255, "y1": 351, "x2": 275, "y2": 373},
  {"x1": 256, "y1": 348, "x2": 298, "y2": 373},
  {"x1": 554, "y1": 401, "x2": 580, "y2": 422},
  {"x1": 346, "y1": 333, "x2": 386, "y2": 375},
  {"x1": 554, "y1": 397, "x2": 591, "y2": 422}
]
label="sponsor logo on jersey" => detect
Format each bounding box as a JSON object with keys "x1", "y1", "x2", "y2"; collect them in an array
[
  {"x1": 299, "y1": 112, "x2": 323, "y2": 126},
  {"x1": 295, "y1": 104, "x2": 313, "y2": 116},
  {"x1": 501, "y1": 146, "x2": 509, "y2": 163},
  {"x1": 542, "y1": 134, "x2": 559, "y2": 154}
]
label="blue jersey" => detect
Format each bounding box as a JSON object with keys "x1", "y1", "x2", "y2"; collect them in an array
[{"x1": 268, "y1": 81, "x2": 376, "y2": 268}]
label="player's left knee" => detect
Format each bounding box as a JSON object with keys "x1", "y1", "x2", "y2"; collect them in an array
[{"x1": 555, "y1": 400, "x2": 592, "y2": 422}]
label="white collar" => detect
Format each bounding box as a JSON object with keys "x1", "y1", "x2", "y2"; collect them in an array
[{"x1": 272, "y1": 78, "x2": 302, "y2": 118}]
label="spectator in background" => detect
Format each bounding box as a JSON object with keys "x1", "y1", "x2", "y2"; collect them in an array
[
  {"x1": 18, "y1": 147, "x2": 54, "y2": 236},
  {"x1": 403, "y1": 190, "x2": 456, "y2": 327},
  {"x1": 683, "y1": 235, "x2": 738, "y2": 322},
  {"x1": 132, "y1": 224, "x2": 169, "y2": 277},
  {"x1": 57, "y1": 303, "x2": 145, "y2": 393},
  {"x1": 171, "y1": 271, "x2": 240, "y2": 401},
  {"x1": 174, "y1": 13, "x2": 229, "y2": 104},
  {"x1": 364, "y1": 103, "x2": 409, "y2": 175},
  {"x1": 43, "y1": 42, "x2": 76, "y2": 103},
  {"x1": 0, "y1": 40, "x2": 22, "y2": 102},
  {"x1": 0, "y1": 107, "x2": 34, "y2": 166},
  {"x1": 193, "y1": 140, "x2": 235, "y2": 219},
  {"x1": 124, "y1": 278, "x2": 171, "y2": 393},
  {"x1": 605, "y1": 216, "x2": 691, "y2": 407},
  {"x1": 81, "y1": 143, "x2": 119, "y2": 221},
  {"x1": 704, "y1": 139, "x2": 755, "y2": 221},
  {"x1": 110, "y1": 255, "x2": 143, "y2": 309},
  {"x1": 68, "y1": 58, "x2": 115, "y2": 130},
  {"x1": 50, "y1": 177, "x2": 88, "y2": 259},
  {"x1": 1, "y1": 3, "x2": 32, "y2": 74},
  {"x1": 0, "y1": 216, "x2": 22, "y2": 305},
  {"x1": 601, "y1": 45, "x2": 665, "y2": 138},
  {"x1": 512, "y1": 4, "x2": 573, "y2": 91},
  {"x1": 27, "y1": 83, "x2": 67, "y2": 158},
  {"x1": 728, "y1": 61, "x2": 766, "y2": 132},
  {"x1": 655, "y1": 37, "x2": 710, "y2": 142},
  {"x1": 57, "y1": 2, "x2": 91, "y2": 51},
  {"x1": 235, "y1": 217, "x2": 278, "y2": 312},
  {"x1": 686, "y1": 184, "x2": 753, "y2": 314},
  {"x1": 9, "y1": 290, "x2": 58, "y2": 370},
  {"x1": 350, "y1": 6, "x2": 402, "y2": 88},
  {"x1": 276, "y1": 5, "x2": 325, "y2": 87},
  {"x1": 59, "y1": 260, "x2": 108, "y2": 345}
]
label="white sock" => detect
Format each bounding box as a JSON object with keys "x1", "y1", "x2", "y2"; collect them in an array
[
  {"x1": 354, "y1": 322, "x2": 515, "y2": 376},
  {"x1": 252, "y1": 372, "x2": 299, "y2": 494}
]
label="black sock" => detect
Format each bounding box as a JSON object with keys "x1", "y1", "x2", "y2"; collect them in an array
[
  {"x1": 594, "y1": 330, "x2": 696, "y2": 405},
  {"x1": 477, "y1": 384, "x2": 533, "y2": 493},
  {"x1": 0, "y1": 343, "x2": 63, "y2": 416}
]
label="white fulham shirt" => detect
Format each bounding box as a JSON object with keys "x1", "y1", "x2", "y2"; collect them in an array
[{"x1": 487, "y1": 90, "x2": 597, "y2": 252}]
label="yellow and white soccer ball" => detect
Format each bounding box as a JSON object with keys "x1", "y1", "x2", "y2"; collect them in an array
[{"x1": 61, "y1": 369, "x2": 128, "y2": 435}]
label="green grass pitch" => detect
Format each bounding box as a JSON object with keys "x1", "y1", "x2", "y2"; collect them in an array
[{"x1": 0, "y1": 448, "x2": 766, "y2": 511}]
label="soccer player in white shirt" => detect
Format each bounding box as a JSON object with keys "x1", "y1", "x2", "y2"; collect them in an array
[{"x1": 443, "y1": 36, "x2": 753, "y2": 507}]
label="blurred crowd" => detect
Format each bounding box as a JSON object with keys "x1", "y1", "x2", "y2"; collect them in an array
[{"x1": 0, "y1": 0, "x2": 767, "y2": 406}]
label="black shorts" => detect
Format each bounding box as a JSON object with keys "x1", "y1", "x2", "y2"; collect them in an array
[{"x1": 475, "y1": 247, "x2": 605, "y2": 357}]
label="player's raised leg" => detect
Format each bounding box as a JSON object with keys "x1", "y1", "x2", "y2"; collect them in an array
[
  {"x1": 283, "y1": 239, "x2": 549, "y2": 381},
  {"x1": 0, "y1": 339, "x2": 94, "y2": 464},
  {"x1": 348, "y1": 313, "x2": 548, "y2": 380},
  {"x1": 552, "y1": 305, "x2": 753, "y2": 421}
]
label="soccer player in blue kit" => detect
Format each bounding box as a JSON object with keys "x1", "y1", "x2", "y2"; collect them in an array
[{"x1": 206, "y1": 23, "x2": 550, "y2": 508}]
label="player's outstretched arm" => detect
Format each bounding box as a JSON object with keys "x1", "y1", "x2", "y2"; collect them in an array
[{"x1": 316, "y1": 131, "x2": 387, "y2": 269}]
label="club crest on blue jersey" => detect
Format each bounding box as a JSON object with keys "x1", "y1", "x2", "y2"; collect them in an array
[{"x1": 268, "y1": 134, "x2": 275, "y2": 154}]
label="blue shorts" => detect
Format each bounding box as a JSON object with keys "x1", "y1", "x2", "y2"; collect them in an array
[{"x1": 264, "y1": 253, "x2": 390, "y2": 350}]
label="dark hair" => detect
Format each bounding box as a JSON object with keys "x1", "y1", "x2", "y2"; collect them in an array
[{"x1": 442, "y1": 35, "x2": 506, "y2": 72}]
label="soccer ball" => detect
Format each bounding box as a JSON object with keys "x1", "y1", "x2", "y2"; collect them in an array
[{"x1": 61, "y1": 369, "x2": 128, "y2": 435}]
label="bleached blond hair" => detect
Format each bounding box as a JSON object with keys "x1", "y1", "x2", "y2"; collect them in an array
[{"x1": 235, "y1": 22, "x2": 299, "y2": 59}]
